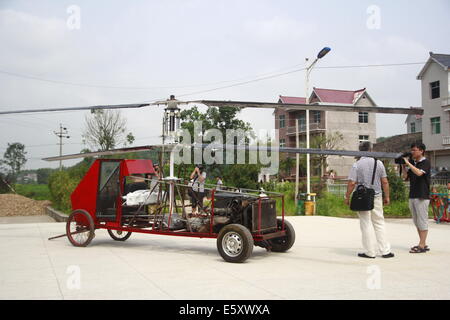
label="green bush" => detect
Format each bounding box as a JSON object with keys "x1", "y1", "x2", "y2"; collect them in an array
[
  {"x1": 316, "y1": 191, "x2": 412, "y2": 218},
  {"x1": 383, "y1": 200, "x2": 410, "y2": 217},
  {"x1": 316, "y1": 192, "x2": 356, "y2": 217},
  {"x1": 48, "y1": 161, "x2": 90, "y2": 213},
  {"x1": 386, "y1": 164, "x2": 407, "y2": 201},
  {"x1": 48, "y1": 171, "x2": 78, "y2": 213}
]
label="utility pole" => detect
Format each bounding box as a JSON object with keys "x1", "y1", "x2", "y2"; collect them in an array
[
  {"x1": 54, "y1": 124, "x2": 70, "y2": 171},
  {"x1": 295, "y1": 117, "x2": 300, "y2": 203}
]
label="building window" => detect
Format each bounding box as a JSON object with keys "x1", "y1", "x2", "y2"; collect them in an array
[
  {"x1": 279, "y1": 138, "x2": 286, "y2": 147},
  {"x1": 410, "y1": 122, "x2": 416, "y2": 133},
  {"x1": 297, "y1": 114, "x2": 306, "y2": 130},
  {"x1": 430, "y1": 81, "x2": 440, "y2": 99},
  {"x1": 312, "y1": 111, "x2": 321, "y2": 123},
  {"x1": 359, "y1": 135, "x2": 369, "y2": 144},
  {"x1": 358, "y1": 112, "x2": 368, "y2": 123},
  {"x1": 431, "y1": 117, "x2": 441, "y2": 134},
  {"x1": 279, "y1": 115, "x2": 285, "y2": 128}
]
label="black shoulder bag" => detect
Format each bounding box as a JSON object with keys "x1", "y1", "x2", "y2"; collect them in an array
[{"x1": 350, "y1": 158, "x2": 377, "y2": 211}]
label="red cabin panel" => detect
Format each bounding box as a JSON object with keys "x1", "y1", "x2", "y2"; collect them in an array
[
  {"x1": 122, "y1": 159, "x2": 155, "y2": 176},
  {"x1": 70, "y1": 159, "x2": 156, "y2": 223},
  {"x1": 71, "y1": 160, "x2": 100, "y2": 218}
]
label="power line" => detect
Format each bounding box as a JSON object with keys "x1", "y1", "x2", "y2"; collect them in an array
[
  {"x1": 174, "y1": 62, "x2": 426, "y2": 99},
  {"x1": 0, "y1": 61, "x2": 306, "y2": 91},
  {"x1": 0, "y1": 62, "x2": 425, "y2": 93},
  {"x1": 316, "y1": 62, "x2": 425, "y2": 69}
]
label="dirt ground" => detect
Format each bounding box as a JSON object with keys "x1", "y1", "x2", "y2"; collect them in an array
[{"x1": 0, "y1": 194, "x2": 51, "y2": 217}]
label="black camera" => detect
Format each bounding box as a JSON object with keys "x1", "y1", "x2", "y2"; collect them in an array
[{"x1": 394, "y1": 152, "x2": 412, "y2": 165}]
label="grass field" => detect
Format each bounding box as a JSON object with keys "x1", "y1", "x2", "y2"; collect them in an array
[{"x1": 14, "y1": 184, "x2": 51, "y2": 201}]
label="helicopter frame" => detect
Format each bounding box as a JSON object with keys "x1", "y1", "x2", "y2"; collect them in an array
[{"x1": 64, "y1": 158, "x2": 291, "y2": 263}]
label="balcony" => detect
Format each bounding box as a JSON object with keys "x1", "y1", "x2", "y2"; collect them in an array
[
  {"x1": 443, "y1": 136, "x2": 450, "y2": 145},
  {"x1": 286, "y1": 122, "x2": 326, "y2": 135},
  {"x1": 442, "y1": 97, "x2": 450, "y2": 108}
]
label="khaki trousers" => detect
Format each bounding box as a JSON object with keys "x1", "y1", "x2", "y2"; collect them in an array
[{"x1": 357, "y1": 196, "x2": 391, "y2": 257}]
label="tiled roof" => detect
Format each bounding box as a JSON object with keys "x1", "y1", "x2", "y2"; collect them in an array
[
  {"x1": 313, "y1": 88, "x2": 366, "y2": 104},
  {"x1": 278, "y1": 96, "x2": 306, "y2": 104},
  {"x1": 417, "y1": 52, "x2": 450, "y2": 79},
  {"x1": 279, "y1": 88, "x2": 367, "y2": 105},
  {"x1": 431, "y1": 53, "x2": 450, "y2": 68}
]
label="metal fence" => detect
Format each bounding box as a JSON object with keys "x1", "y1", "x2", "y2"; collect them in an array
[
  {"x1": 431, "y1": 178, "x2": 449, "y2": 186},
  {"x1": 327, "y1": 182, "x2": 347, "y2": 197},
  {"x1": 326, "y1": 179, "x2": 447, "y2": 196}
]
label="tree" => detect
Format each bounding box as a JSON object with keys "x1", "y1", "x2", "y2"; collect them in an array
[
  {"x1": 180, "y1": 106, "x2": 259, "y2": 188},
  {"x1": 82, "y1": 110, "x2": 135, "y2": 151},
  {"x1": 180, "y1": 106, "x2": 253, "y2": 138},
  {"x1": 36, "y1": 168, "x2": 57, "y2": 184},
  {"x1": 279, "y1": 155, "x2": 296, "y2": 179},
  {"x1": 1, "y1": 142, "x2": 27, "y2": 182},
  {"x1": 311, "y1": 131, "x2": 344, "y2": 177}
]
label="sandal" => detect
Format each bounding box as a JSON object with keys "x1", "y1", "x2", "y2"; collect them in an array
[
  {"x1": 409, "y1": 246, "x2": 427, "y2": 253},
  {"x1": 410, "y1": 245, "x2": 430, "y2": 251}
]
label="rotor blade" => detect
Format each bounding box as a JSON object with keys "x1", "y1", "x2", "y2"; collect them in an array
[
  {"x1": 42, "y1": 143, "x2": 181, "y2": 161},
  {"x1": 42, "y1": 145, "x2": 159, "y2": 161},
  {"x1": 186, "y1": 143, "x2": 402, "y2": 159},
  {"x1": 148, "y1": 99, "x2": 191, "y2": 106},
  {"x1": 194, "y1": 100, "x2": 423, "y2": 115},
  {"x1": 0, "y1": 103, "x2": 150, "y2": 115}
]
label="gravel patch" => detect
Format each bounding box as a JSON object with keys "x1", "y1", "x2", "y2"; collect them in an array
[{"x1": 0, "y1": 194, "x2": 51, "y2": 217}]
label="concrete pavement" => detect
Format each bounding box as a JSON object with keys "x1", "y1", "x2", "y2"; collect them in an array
[
  {"x1": 0, "y1": 215, "x2": 55, "y2": 224},
  {"x1": 0, "y1": 216, "x2": 449, "y2": 300}
]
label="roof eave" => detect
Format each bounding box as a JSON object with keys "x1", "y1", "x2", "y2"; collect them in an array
[{"x1": 417, "y1": 56, "x2": 448, "y2": 79}]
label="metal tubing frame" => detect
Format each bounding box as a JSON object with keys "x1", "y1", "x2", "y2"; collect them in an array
[{"x1": 97, "y1": 178, "x2": 286, "y2": 240}]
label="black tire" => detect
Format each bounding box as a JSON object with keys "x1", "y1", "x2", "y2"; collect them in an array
[
  {"x1": 268, "y1": 219, "x2": 295, "y2": 252},
  {"x1": 107, "y1": 229, "x2": 132, "y2": 241},
  {"x1": 217, "y1": 224, "x2": 254, "y2": 263},
  {"x1": 66, "y1": 209, "x2": 95, "y2": 247}
]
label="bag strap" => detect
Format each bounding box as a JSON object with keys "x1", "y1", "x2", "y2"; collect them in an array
[{"x1": 371, "y1": 158, "x2": 377, "y2": 186}]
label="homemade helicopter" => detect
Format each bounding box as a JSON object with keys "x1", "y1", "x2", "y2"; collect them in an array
[{"x1": 0, "y1": 94, "x2": 422, "y2": 262}]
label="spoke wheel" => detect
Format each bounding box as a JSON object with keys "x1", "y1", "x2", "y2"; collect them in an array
[
  {"x1": 107, "y1": 229, "x2": 132, "y2": 241},
  {"x1": 66, "y1": 209, "x2": 95, "y2": 247}
]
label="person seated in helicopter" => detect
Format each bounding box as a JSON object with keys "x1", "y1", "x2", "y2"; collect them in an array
[
  {"x1": 149, "y1": 163, "x2": 162, "y2": 193},
  {"x1": 124, "y1": 174, "x2": 148, "y2": 195}
]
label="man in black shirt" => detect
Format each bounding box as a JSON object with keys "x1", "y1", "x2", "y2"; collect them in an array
[{"x1": 402, "y1": 143, "x2": 431, "y2": 253}]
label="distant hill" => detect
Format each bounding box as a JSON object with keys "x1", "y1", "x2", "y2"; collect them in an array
[{"x1": 374, "y1": 132, "x2": 422, "y2": 153}]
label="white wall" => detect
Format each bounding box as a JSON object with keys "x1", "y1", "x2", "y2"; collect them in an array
[{"x1": 421, "y1": 61, "x2": 449, "y2": 151}]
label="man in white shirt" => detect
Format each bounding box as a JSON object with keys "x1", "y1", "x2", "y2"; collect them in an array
[{"x1": 345, "y1": 142, "x2": 394, "y2": 259}]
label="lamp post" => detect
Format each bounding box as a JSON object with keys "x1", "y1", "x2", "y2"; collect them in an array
[{"x1": 304, "y1": 47, "x2": 330, "y2": 201}]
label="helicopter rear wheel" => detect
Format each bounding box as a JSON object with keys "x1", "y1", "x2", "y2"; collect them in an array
[
  {"x1": 66, "y1": 209, "x2": 95, "y2": 247},
  {"x1": 107, "y1": 229, "x2": 132, "y2": 241}
]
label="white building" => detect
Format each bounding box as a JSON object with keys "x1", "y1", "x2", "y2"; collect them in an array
[
  {"x1": 416, "y1": 52, "x2": 450, "y2": 168},
  {"x1": 405, "y1": 108, "x2": 423, "y2": 134}
]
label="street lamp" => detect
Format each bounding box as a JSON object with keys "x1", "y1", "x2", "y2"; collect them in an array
[{"x1": 304, "y1": 47, "x2": 331, "y2": 201}]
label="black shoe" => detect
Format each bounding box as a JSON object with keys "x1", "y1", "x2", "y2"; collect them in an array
[
  {"x1": 382, "y1": 252, "x2": 395, "y2": 258},
  {"x1": 358, "y1": 253, "x2": 375, "y2": 259}
]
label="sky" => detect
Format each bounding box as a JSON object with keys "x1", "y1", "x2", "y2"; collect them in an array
[{"x1": 0, "y1": 0, "x2": 449, "y2": 169}]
